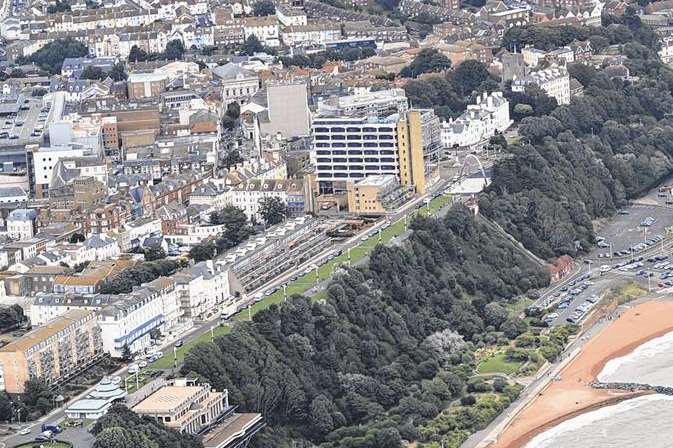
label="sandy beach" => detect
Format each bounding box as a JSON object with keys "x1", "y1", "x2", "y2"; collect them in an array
[{"x1": 490, "y1": 300, "x2": 673, "y2": 448}]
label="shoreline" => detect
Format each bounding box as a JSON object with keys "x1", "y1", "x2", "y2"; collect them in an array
[
  {"x1": 490, "y1": 300, "x2": 673, "y2": 448},
  {"x1": 505, "y1": 391, "x2": 654, "y2": 448}
]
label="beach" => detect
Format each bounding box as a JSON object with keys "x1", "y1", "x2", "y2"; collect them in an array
[{"x1": 490, "y1": 300, "x2": 673, "y2": 448}]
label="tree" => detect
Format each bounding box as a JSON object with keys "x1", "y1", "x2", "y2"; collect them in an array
[
  {"x1": 0, "y1": 304, "x2": 24, "y2": 332},
  {"x1": 24, "y1": 378, "x2": 52, "y2": 414},
  {"x1": 164, "y1": 40, "x2": 185, "y2": 60},
  {"x1": 93, "y1": 427, "x2": 158, "y2": 448},
  {"x1": 221, "y1": 149, "x2": 243, "y2": 169},
  {"x1": 143, "y1": 247, "x2": 166, "y2": 261},
  {"x1": 0, "y1": 393, "x2": 12, "y2": 421},
  {"x1": 226, "y1": 102, "x2": 240, "y2": 120},
  {"x1": 189, "y1": 241, "x2": 217, "y2": 262},
  {"x1": 460, "y1": 395, "x2": 477, "y2": 406},
  {"x1": 241, "y1": 35, "x2": 263, "y2": 56},
  {"x1": 69, "y1": 232, "x2": 85, "y2": 243},
  {"x1": 484, "y1": 302, "x2": 507, "y2": 329},
  {"x1": 47, "y1": 0, "x2": 71, "y2": 13},
  {"x1": 109, "y1": 63, "x2": 128, "y2": 81},
  {"x1": 120, "y1": 344, "x2": 132, "y2": 361},
  {"x1": 253, "y1": 0, "x2": 275, "y2": 15},
  {"x1": 27, "y1": 38, "x2": 89, "y2": 74},
  {"x1": 400, "y1": 49, "x2": 451, "y2": 78},
  {"x1": 80, "y1": 65, "x2": 105, "y2": 80},
  {"x1": 309, "y1": 395, "x2": 334, "y2": 437},
  {"x1": 128, "y1": 45, "x2": 148, "y2": 63},
  {"x1": 258, "y1": 197, "x2": 289, "y2": 225},
  {"x1": 92, "y1": 405, "x2": 200, "y2": 448}
]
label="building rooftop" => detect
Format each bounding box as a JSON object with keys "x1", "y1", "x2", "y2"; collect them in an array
[
  {"x1": 0, "y1": 309, "x2": 94, "y2": 352},
  {"x1": 202, "y1": 413, "x2": 264, "y2": 448},
  {"x1": 132, "y1": 385, "x2": 205, "y2": 414},
  {"x1": 355, "y1": 174, "x2": 397, "y2": 187}
]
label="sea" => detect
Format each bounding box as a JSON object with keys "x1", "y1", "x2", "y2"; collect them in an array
[
  {"x1": 525, "y1": 395, "x2": 673, "y2": 448},
  {"x1": 526, "y1": 330, "x2": 673, "y2": 448}
]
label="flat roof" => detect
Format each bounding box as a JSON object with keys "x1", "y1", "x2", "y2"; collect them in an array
[
  {"x1": 356, "y1": 174, "x2": 397, "y2": 187},
  {"x1": 132, "y1": 385, "x2": 203, "y2": 414},
  {"x1": 0, "y1": 309, "x2": 93, "y2": 352},
  {"x1": 203, "y1": 414, "x2": 263, "y2": 448}
]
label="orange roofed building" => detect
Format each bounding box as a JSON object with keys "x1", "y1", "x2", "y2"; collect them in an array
[{"x1": 548, "y1": 255, "x2": 573, "y2": 282}]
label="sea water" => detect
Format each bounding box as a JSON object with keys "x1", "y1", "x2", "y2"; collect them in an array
[
  {"x1": 526, "y1": 330, "x2": 673, "y2": 448},
  {"x1": 526, "y1": 395, "x2": 673, "y2": 448},
  {"x1": 598, "y1": 330, "x2": 673, "y2": 387}
]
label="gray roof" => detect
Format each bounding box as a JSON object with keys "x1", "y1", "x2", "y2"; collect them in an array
[
  {"x1": 7, "y1": 208, "x2": 37, "y2": 222},
  {"x1": 0, "y1": 187, "x2": 27, "y2": 199},
  {"x1": 212, "y1": 63, "x2": 257, "y2": 81}
]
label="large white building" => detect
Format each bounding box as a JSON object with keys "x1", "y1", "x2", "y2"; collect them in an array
[
  {"x1": 212, "y1": 63, "x2": 260, "y2": 105},
  {"x1": 174, "y1": 260, "x2": 231, "y2": 320},
  {"x1": 441, "y1": 92, "x2": 512, "y2": 148},
  {"x1": 6, "y1": 209, "x2": 37, "y2": 241},
  {"x1": 225, "y1": 179, "x2": 307, "y2": 222},
  {"x1": 512, "y1": 64, "x2": 570, "y2": 105},
  {"x1": 98, "y1": 277, "x2": 181, "y2": 358}
]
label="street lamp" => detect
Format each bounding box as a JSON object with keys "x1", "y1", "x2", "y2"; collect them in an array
[{"x1": 283, "y1": 283, "x2": 288, "y2": 301}]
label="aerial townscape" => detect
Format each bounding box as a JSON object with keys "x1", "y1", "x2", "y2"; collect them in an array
[{"x1": 1, "y1": 0, "x2": 673, "y2": 445}]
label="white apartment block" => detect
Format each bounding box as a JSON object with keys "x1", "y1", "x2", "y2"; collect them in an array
[
  {"x1": 512, "y1": 65, "x2": 570, "y2": 105},
  {"x1": 441, "y1": 92, "x2": 512, "y2": 148},
  {"x1": 242, "y1": 16, "x2": 280, "y2": 47},
  {"x1": 6, "y1": 209, "x2": 37, "y2": 241},
  {"x1": 98, "y1": 277, "x2": 181, "y2": 358},
  {"x1": 281, "y1": 23, "x2": 341, "y2": 47},
  {"x1": 276, "y1": 5, "x2": 307, "y2": 26},
  {"x1": 174, "y1": 260, "x2": 231, "y2": 321},
  {"x1": 46, "y1": 8, "x2": 159, "y2": 34}
]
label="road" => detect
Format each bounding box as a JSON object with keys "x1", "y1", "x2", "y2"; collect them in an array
[{"x1": 2, "y1": 177, "x2": 460, "y2": 447}]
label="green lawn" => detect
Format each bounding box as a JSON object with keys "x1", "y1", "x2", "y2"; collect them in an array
[
  {"x1": 507, "y1": 297, "x2": 533, "y2": 318},
  {"x1": 154, "y1": 193, "x2": 453, "y2": 369},
  {"x1": 477, "y1": 353, "x2": 521, "y2": 375}
]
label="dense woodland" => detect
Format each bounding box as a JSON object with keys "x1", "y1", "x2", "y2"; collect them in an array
[
  {"x1": 482, "y1": 13, "x2": 673, "y2": 259},
  {"x1": 182, "y1": 207, "x2": 548, "y2": 447}
]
